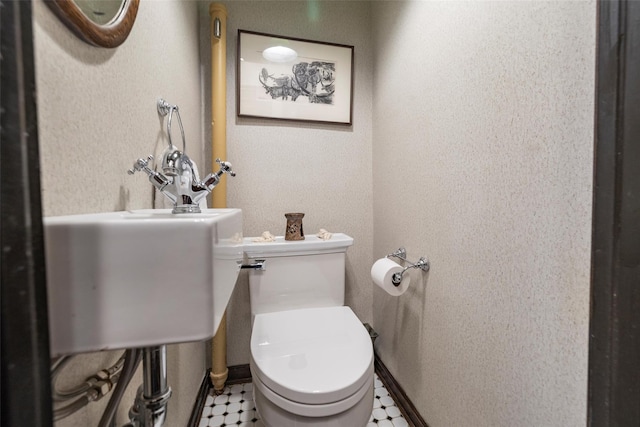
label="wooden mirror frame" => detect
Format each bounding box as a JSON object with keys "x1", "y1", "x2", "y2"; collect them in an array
[{"x1": 45, "y1": 0, "x2": 140, "y2": 48}]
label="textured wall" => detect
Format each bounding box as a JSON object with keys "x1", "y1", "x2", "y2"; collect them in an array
[
  {"x1": 200, "y1": 1, "x2": 374, "y2": 366},
  {"x1": 371, "y1": 2, "x2": 595, "y2": 426},
  {"x1": 33, "y1": 1, "x2": 205, "y2": 425}
]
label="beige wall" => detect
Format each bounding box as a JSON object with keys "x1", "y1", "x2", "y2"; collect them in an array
[
  {"x1": 371, "y1": 2, "x2": 595, "y2": 426},
  {"x1": 34, "y1": 0, "x2": 205, "y2": 425},
  {"x1": 204, "y1": 0, "x2": 375, "y2": 366}
]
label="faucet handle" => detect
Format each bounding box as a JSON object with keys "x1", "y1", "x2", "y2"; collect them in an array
[
  {"x1": 215, "y1": 158, "x2": 236, "y2": 177},
  {"x1": 127, "y1": 155, "x2": 154, "y2": 175}
]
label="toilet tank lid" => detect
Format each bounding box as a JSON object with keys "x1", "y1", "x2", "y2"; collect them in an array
[{"x1": 243, "y1": 233, "x2": 353, "y2": 258}]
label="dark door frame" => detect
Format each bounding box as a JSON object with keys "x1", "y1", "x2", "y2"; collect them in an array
[
  {"x1": 0, "y1": 1, "x2": 53, "y2": 426},
  {"x1": 588, "y1": 1, "x2": 640, "y2": 425}
]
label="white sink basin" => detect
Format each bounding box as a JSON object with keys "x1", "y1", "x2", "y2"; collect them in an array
[{"x1": 44, "y1": 208, "x2": 242, "y2": 356}]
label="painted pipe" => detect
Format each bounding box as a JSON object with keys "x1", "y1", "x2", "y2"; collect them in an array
[{"x1": 209, "y1": 2, "x2": 229, "y2": 395}]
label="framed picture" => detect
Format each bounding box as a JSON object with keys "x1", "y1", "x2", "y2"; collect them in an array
[{"x1": 237, "y1": 30, "x2": 354, "y2": 125}]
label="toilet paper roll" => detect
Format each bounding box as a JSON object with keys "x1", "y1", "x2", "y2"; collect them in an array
[{"x1": 371, "y1": 258, "x2": 411, "y2": 296}]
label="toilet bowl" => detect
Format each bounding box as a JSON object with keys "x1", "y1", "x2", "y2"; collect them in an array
[
  {"x1": 244, "y1": 234, "x2": 374, "y2": 427},
  {"x1": 250, "y1": 307, "x2": 373, "y2": 426}
]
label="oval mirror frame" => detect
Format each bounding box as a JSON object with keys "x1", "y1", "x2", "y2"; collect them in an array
[{"x1": 45, "y1": 0, "x2": 140, "y2": 48}]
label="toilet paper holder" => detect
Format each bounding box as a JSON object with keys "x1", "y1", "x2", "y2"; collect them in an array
[{"x1": 386, "y1": 248, "x2": 430, "y2": 286}]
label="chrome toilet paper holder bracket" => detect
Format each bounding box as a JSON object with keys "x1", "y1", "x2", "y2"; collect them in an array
[{"x1": 386, "y1": 248, "x2": 430, "y2": 286}]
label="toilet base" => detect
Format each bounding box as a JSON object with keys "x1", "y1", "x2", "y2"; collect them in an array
[{"x1": 252, "y1": 372, "x2": 374, "y2": 427}]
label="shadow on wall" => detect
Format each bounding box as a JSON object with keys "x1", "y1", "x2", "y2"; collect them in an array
[
  {"x1": 235, "y1": 116, "x2": 354, "y2": 134},
  {"x1": 373, "y1": 268, "x2": 430, "y2": 387},
  {"x1": 345, "y1": 256, "x2": 357, "y2": 308},
  {"x1": 370, "y1": 0, "x2": 430, "y2": 381}
]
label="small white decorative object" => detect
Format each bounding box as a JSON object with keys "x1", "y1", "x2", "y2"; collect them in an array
[
  {"x1": 316, "y1": 229, "x2": 333, "y2": 241},
  {"x1": 252, "y1": 231, "x2": 276, "y2": 242}
]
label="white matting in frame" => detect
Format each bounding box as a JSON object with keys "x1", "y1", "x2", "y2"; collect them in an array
[{"x1": 237, "y1": 30, "x2": 354, "y2": 125}]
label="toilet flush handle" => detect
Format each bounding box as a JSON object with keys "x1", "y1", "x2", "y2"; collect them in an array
[{"x1": 240, "y1": 260, "x2": 266, "y2": 271}]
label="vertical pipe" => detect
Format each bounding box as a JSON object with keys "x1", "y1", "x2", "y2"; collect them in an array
[
  {"x1": 209, "y1": 2, "x2": 229, "y2": 395},
  {"x1": 141, "y1": 346, "x2": 171, "y2": 427},
  {"x1": 142, "y1": 347, "x2": 168, "y2": 399}
]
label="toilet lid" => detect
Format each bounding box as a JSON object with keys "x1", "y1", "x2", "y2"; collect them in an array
[{"x1": 250, "y1": 306, "x2": 373, "y2": 405}]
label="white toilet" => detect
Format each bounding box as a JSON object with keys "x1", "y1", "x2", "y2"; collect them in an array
[{"x1": 244, "y1": 233, "x2": 374, "y2": 427}]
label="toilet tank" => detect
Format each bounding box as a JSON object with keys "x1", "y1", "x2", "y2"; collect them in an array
[{"x1": 243, "y1": 234, "x2": 354, "y2": 316}]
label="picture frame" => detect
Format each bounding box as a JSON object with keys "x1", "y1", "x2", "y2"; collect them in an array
[{"x1": 237, "y1": 30, "x2": 354, "y2": 125}]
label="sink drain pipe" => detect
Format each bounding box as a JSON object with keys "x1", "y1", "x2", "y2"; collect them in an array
[
  {"x1": 120, "y1": 346, "x2": 172, "y2": 427},
  {"x1": 209, "y1": 2, "x2": 229, "y2": 395}
]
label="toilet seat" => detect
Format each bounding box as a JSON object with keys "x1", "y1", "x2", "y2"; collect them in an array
[
  {"x1": 251, "y1": 364, "x2": 373, "y2": 418},
  {"x1": 250, "y1": 306, "x2": 373, "y2": 407}
]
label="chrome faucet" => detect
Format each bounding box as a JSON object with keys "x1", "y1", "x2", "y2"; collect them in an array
[
  {"x1": 128, "y1": 99, "x2": 236, "y2": 214},
  {"x1": 128, "y1": 155, "x2": 235, "y2": 213}
]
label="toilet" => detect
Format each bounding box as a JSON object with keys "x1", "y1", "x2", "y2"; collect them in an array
[{"x1": 244, "y1": 233, "x2": 374, "y2": 427}]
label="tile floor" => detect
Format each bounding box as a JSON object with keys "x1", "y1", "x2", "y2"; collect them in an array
[{"x1": 198, "y1": 374, "x2": 408, "y2": 427}]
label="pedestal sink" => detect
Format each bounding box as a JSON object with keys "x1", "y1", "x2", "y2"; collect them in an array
[{"x1": 44, "y1": 208, "x2": 242, "y2": 356}]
